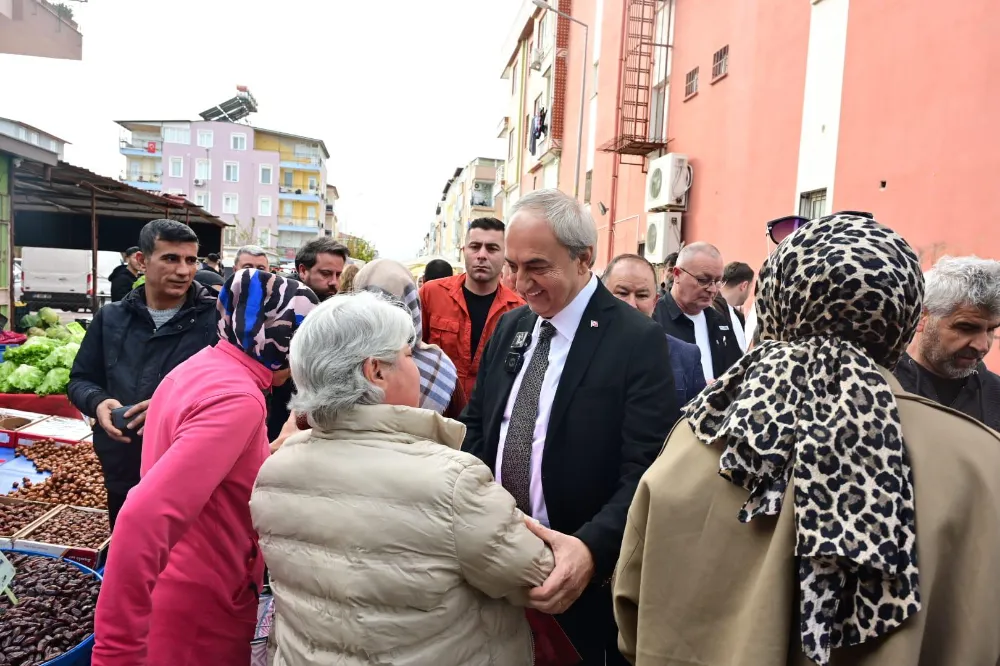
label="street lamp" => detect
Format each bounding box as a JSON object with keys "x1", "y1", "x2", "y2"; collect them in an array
[{"x1": 532, "y1": 0, "x2": 589, "y2": 200}]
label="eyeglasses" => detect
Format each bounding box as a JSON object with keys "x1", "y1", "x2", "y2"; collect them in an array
[
  {"x1": 677, "y1": 267, "x2": 723, "y2": 288},
  {"x1": 766, "y1": 210, "x2": 875, "y2": 244}
]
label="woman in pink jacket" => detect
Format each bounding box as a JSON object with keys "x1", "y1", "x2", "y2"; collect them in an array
[{"x1": 92, "y1": 269, "x2": 318, "y2": 666}]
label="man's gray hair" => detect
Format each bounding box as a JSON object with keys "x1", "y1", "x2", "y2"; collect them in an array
[
  {"x1": 676, "y1": 242, "x2": 722, "y2": 266},
  {"x1": 289, "y1": 290, "x2": 415, "y2": 430},
  {"x1": 235, "y1": 245, "x2": 268, "y2": 259},
  {"x1": 509, "y1": 189, "x2": 598, "y2": 267},
  {"x1": 923, "y1": 255, "x2": 1000, "y2": 318}
]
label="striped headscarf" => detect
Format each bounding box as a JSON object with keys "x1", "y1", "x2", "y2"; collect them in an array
[
  {"x1": 353, "y1": 259, "x2": 458, "y2": 414},
  {"x1": 217, "y1": 269, "x2": 319, "y2": 371}
]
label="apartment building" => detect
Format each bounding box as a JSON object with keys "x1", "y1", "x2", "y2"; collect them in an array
[
  {"x1": 424, "y1": 158, "x2": 504, "y2": 262},
  {"x1": 496, "y1": 1, "x2": 568, "y2": 214},
  {"x1": 0, "y1": 118, "x2": 68, "y2": 159},
  {"x1": 0, "y1": 0, "x2": 82, "y2": 60},
  {"x1": 116, "y1": 119, "x2": 330, "y2": 263},
  {"x1": 552, "y1": 0, "x2": 1000, "y2": 275}
]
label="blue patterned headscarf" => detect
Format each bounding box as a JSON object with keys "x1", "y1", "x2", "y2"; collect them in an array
[{"x1": 218, "y1": 269, "x2": 319, "y2": 370}]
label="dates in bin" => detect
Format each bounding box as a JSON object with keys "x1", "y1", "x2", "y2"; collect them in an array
[
  {"x1": 0, "y1": 502, "x2": 50, "y2": 538},
  {"x1": 0, "y1": 553, "x2": 101, "y2": 665},
  {"x1": 26, "y1": 508, "x2": 109, "y2": 550}
]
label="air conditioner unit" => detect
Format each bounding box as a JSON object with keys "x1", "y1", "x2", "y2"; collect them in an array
[
  {"x1": 646, "y1": 153, "x2": 693, "y2": 212},
  {"x1": 193, "y1": 179, "x2": 206, "y2": 187},
  {"x1": 643, "y1": 212, "x2": 683, "y2": 263},
  {"x1": 529, "y1": 48, "x2": 544, "y2": 71}
]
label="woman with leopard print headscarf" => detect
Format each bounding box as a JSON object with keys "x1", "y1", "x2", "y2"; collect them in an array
[
  {"x1": 613, "y1": 214, "x2": 1000, "y2": 666},
  {"x1": 93, "y1": 269, "x2": 318, "y2": 666}
]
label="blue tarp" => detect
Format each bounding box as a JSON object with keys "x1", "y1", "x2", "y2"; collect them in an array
[{"x1": 0, "y1": 446, "x2": 50, "y2": 494}]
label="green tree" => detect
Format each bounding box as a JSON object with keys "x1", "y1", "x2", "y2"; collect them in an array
[
  {"x1": 343, "y1": 236, "x2": 378, "y2": 262},
  {"x1": 50, "y1": 2, "x2": 73, "y2": 21}
]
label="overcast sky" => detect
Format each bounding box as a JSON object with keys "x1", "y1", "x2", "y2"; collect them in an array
[{"x1": 2, "y1": 0, "x2": 520, "y2": 260}]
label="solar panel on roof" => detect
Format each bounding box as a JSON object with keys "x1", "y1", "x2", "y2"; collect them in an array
[{"x1": 199, "y1": 90, "x2": 258, "y2": 122}]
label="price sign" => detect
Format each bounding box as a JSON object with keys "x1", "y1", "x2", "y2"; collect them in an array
[{"x1": 0, "y1": 550, "x2": 18, "y2": 605}]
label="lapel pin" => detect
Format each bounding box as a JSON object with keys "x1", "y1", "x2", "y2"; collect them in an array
[{"x1": 590, "y1": 320, "x2": 599, "y2": 328}]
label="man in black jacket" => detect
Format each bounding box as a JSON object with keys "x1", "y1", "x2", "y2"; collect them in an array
[
  {"x1": 894, "y1": 255, "x2": 1000, "y2": 429},
  {"x1": 653, "y1": 242, "x2": 742, "y2": 380},
  {"x1": 108, "y1": 246, "x2": 142, "y2": 302},
  {"x1": 461, "y1": 189, "x2": 677, "y2": 665},
  {"x1": 68, "y1": 219, "x2": 218, "y2": 530}
]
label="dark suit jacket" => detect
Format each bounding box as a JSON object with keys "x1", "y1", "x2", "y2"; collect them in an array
[
  {"x1": 666, "y1": 334, "x2": 707, "y2": 405},
  {"x1": 461, "y1": 282, "x2": 679, "y2": 660},
  {"x1": 653, "y1": 292, "x2": 743, "y2": 378}
]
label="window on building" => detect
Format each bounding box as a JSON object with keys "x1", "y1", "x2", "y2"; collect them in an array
[
  {"x1": 509, "y1": 130, "x2": 516, "y2": 161},
  {"x1": 258, "y1": 229, "x2": 270, "y2": 247},
  {"x1": 17, "y1": 127, "x2": 27, "y2": 140},
  {"x1": 306, "y1": 206, "x2": 317, "y2": 221},
  {"x1": 169, "y1": 157, "x2": 183, "y2": 178},
  {"x1": 471, "y1": 182, "x2": 493, "y2": 207},
  {"x1": 195, "y1": 191, "x2": 210, "y2": 212},
  {"x1": 799, "y1": 189, "x2": 828, "y2": 219},
  {"x1": 195, "y1": 159, "x2": 210, "y2": 181},
  {"x1": 584, "y1": 171, "x2": 593, "y2": 204},
  {"x1": 538, "y1": 12, "x2": 549, "y2": 51},
  {"x1": 685, "y1": 68, "x2": 699, "y2": 98},
  {"x1": 712, "y1": 45, "x2": 729, "y2": 80},
  {"x1": 650, "y1": 83, "x2": 667, "y2": 140},
  {"x1": 259, "y1": 196, "x2": 273, "y2": 217},
  {"x1": 48, "y1": 139, "x2": 57, "y2": 151},
  {"x1": 223, "y1": 193, "x2": 239, "y2": 214},
  {"x1": 283, "y1": 170, "x2": 293, "y2": 187},
  {"x1": 282, "y1": 201, "x2": 293, "y2": 217},
  {"x1": 224, "y1": 161, "x2": 239, "y2": 182},
  {"x1": 308, "y1": 176, "x2": 318, "y2": 191},
  {"x1": 224, "y1": 227, "x2": 237, "y2": 247},
  {"x1": 163, "y1": 126, "x2": 190, "y2": 144},
  {"x1": 260, "y1": 164, "x2": 273, "y2": 185},
  {"x1": 197, "y1": 130, "x2": 214, "y2": 148},
  {"x1": 167, "y1": 188, "x2": 183, "y2": 195},
  {"x1": 29, "y1": 132, "x2": 39, "y2": 145},
  {"x1": 511, "y1": 59, "x2": 519, "y2": 96},
  {"x1": 231, "y1": 133, "x2": 247, "y2": 151},
  {"x1": 524, "y1": 114, "x2": 531, "y2": 148}
]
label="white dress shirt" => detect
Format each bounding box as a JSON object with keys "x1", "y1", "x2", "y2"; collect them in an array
[
  {"x1": 684, "y1": 310, "x2": 714, "y2": 382},
  {"x1": 496, "y1": 273, "x2": 599, "y2": 527},
  {"x1": 728, "y1": 304, "x2": 748, "y2": 352}
]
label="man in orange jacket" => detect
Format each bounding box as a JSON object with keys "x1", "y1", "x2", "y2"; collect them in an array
[{"x1": 420, "y1": 217, "x2": 523, "y2": 415}]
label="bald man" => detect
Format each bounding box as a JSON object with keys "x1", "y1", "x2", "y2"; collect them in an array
[{"x1": 652, "y1": 242, "x2": 743, "y2": 380}]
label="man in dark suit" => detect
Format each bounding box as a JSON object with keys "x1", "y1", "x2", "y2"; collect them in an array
[
  {"x1": 461, "y1": 190, "x2": 679, "y2": 665},
  {"x1": 602, "y1": 253, "x2": 707, "y2": 406},
  {"x1": 653, "y1": 242, "x2": 742, "y2": 381}
]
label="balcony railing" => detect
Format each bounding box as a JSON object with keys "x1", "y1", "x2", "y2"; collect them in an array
[
  {"x1": 278, "y1": 216, "x2": 321, "y2": 228},
  {"x1": 120, "y1": 171, "x2": 163, "y2": 184},
  {"x1": 278, "y1": 186, "x2": 323, "y2": 201},
  {"x1": 120, "y1": 139, "x2": 163, "y2": 154}
]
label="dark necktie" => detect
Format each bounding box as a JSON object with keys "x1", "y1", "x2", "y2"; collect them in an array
[{"x1": 501, "y1": 321, "x2": 556, "y2": 515}]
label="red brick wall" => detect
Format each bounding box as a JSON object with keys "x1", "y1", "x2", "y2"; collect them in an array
[{"x1": 550, "y1": 0, "x2": 572, "y2": 142}]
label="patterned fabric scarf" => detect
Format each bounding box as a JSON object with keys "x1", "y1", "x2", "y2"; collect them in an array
[
  {"x1": 683, "y1": 214, "x2": 924, "y2": 665},
  {"x1": 218, "y1": 269, "x2": 319, "y2": 371},
  {"x1": 353, "y1": 259, "x2": 458, "y2": 414}
]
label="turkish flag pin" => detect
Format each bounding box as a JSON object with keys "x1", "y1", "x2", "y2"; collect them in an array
[{"x1": 590, "y1": 320, "x2": 599, "y2": 327}]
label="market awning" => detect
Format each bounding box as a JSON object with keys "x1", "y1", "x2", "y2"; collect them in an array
[
  {"x1": 399, "y1": 255, "x2": 466, "y2": 279},
  {"x1": 10, "y1": 160, "x2": 228, "y2": 254}
]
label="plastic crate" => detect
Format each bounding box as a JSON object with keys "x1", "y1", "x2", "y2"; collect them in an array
[{"x1": 0, "y1": 343, "x2": 19, "y2": 362}]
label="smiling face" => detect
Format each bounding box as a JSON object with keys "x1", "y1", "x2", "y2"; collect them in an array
[{"x1": 505, "y1": 209, "x2": 592, "y2": 319}]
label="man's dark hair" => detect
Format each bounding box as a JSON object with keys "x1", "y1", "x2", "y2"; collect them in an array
[
  {"x1": 423, "y1": 259, "x2": 454, "y2": 282},
  {"x1": 125, "y1": 246, "x2": 140, "y2": 257},
  {"x1": 206, "y1": 253, "x2": 220, "y2": 262},
  {"x1": 295, "y1": 238, "x2": 350, "y2": 272},
  {"x1": 602, "y1": 253, "x2": 657, "y2": 285},
  {"x1": 138, "y1": 219, "x2": 199, "y2": 256},
  {"x1": 664, "y1": 251, "x2": 679, "y2": 269},
  {"x1": 468, "y1": 217, "x2": 505, "y2": 233},
  {"x1": 722, "y1": 261, "x2": 755, "y2": 287}
]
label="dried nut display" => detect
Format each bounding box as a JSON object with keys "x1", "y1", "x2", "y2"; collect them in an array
[
  {"x1": 0, "y1": 553, "x2": 101, "y2": 666},
  {"x1": 9, "y1": 439, "x2": 107, "y2": 510},
  {"x1": 0, "y1": 501, "x2": 50, "y2": 538},
  {"x1": 26, "y1": 508, "x2": 109, "y2": 550}
]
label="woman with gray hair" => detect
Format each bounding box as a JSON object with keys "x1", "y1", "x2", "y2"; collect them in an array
[{"x1": 250, "y1": 290, "x2": 554, "y2": 666}]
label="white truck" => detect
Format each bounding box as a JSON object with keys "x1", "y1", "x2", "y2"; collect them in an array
[{"x1": 20, "y1": 248, "x2": 124, "y2": 313}]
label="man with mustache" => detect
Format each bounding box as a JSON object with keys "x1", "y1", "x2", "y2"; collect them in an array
[{"x1": 895, "y1": 255, "x2": 1000, "y2": 429}]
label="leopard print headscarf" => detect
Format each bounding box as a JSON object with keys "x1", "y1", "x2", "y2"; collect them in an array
[
  {"x1": 683, "y1": 214, "x2": 924, "y2": 665},
  {"x1": 218, "y1": 269, "x2": 319, "y2": 371}
]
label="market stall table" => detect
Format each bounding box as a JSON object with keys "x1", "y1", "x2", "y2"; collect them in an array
[{"x1": 0, "y1": 393, "x2": 84, "y2": 419}]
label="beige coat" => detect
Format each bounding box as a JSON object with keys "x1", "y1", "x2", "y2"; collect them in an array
[
  {"x1": 250, "y1": 404, "x2": 554, "y2": 666},
  {"x1": 614, "y1": 370, "x2": 1000, "y2": 666}
]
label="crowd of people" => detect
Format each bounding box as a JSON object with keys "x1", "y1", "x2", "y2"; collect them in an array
[{"x1": 64, "y1": 189, "x2": 1000, "y2": 665}]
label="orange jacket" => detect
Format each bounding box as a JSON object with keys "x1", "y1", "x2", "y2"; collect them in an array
[{"x1": 419, "y1": 274, "x2": 524, "y2": 414}]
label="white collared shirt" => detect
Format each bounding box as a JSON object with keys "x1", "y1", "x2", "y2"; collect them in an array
[
  {"x1": 496, "y1": 273, "x2": 599, "y2": 527},
  {"x1": 729, "y1": 304, "x2": 748, "y2": 352}
]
